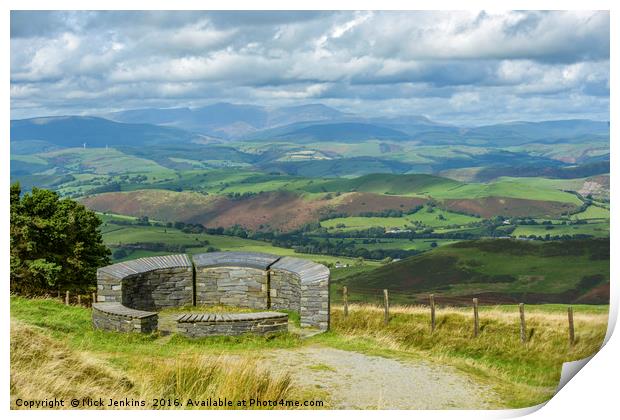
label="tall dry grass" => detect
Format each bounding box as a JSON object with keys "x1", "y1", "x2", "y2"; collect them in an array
[
  {"x1": 326, "y1": 303, "x2": 608, "y2": 407},
  {"x1": 136, "y1": 354, "x2": 295, "y2": 409},
  {"x1": 11, "y1": 320, "x2": 305, "y2": 410},
  {"x1": 10, "y1": 320, "x2": 133, "y2": 408}
]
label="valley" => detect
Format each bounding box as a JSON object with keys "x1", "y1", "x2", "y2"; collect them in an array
[{"x1": 10, "y1": 103, "x2": 610, "y2": 307}]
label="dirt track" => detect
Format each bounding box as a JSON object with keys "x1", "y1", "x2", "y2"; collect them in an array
[{"x1": 262, "y1": 346, "x2": 496, "y2": 409}]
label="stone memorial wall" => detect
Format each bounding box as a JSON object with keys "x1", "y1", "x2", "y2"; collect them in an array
[{"x1": 92, "y1": 252, "x2": 330, "y2": 336}]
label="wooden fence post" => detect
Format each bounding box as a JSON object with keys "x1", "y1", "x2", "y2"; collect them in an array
[
  {"x1": 383, "y1": 289, "x2": 389, "y2": 325},
  {"x1": 473, "y1": 298, "x2": 479, "y2": 338},
  {"x1": 519, "y1": 303, "x2": 527, "y2": 343},
  {"x1": 77, "y1": 294, "x2": 81, "y2": 306},
  {"x1": 430, "y1": 294, "x2": 436, "y2": 333},
  {"x1": 343, "y1": 286, "x2": 349, "y2": 318},
  {"x1": 568, "y1": 306, "x2": 575, "y2": 346},
  {"x1": 92, "y1": 292, "x2": 97, "y2": 306},
  {"x1": 65, "y1": 291, "x2": 70, "y2": 306}
]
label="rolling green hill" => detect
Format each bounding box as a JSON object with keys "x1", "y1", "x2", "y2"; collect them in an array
[
  {"x1": 334, "y1": 239, "x2": 609, "y2": 304},
  {"x1": 303, "y1": 173, "x2": 461, "y2": 195},
  {"x1": 10, "y1": 116, "x2": 204, "y2": 150},
  {"x1": 321, "y1": 208, "x2": 480, "y2": 231}
]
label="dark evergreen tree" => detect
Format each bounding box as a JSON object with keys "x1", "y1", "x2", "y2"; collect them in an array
[{"x1": 10, "y1": 183, "x2": 111, "y2": 294}]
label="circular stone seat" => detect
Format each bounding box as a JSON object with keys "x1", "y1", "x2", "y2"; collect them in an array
[
  {"x1": 175, "y1": 311, "x2": 288, "y2": 337},
  {"x1": 93, "y1": 252, "x2": 330, "y2": 336}
]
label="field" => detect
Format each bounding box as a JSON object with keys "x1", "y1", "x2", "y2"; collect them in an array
[
  {"x1": 12, "y1": 144, "x2": 608, "y2": 237},
  {"x1": 100, "y1": 215, "x2": 372, "y2": 267},
  {"x1": 321, "y1": 207, "x2": 480, "y2": 232},
  {"x1": 10, "y1": 297, "x2": 608, "y2": 409},
  {"x1": 512, "y1": 223, "x2": 609, "y2": 238},
  {"x1": 570, "y1": 204, "x2": 610, "y2": 220},
  {"x1": 43, "y1": 148, "x2": 175, "y2": 176},
  {"x1": 345, "y1": 238, "x2": 458, "y2": 252}
]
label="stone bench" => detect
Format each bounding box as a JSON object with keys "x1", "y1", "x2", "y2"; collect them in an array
[
  {"x1": 94, "y1": 251, "x2": 330, "y2": 335},
  {"x1": 175, "y1": 311, "x2": 288, "y2": 338},
  {"x1": 92, "y1": 302, "x2": 158, "y2": 333}
]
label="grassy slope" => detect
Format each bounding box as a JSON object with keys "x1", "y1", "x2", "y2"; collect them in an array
[
  {"x1": 300, "y1": 173, "x2": 581, "y2": 204},
  {"x1": 10, "y1": 297, "x2": 318, "y2": 409},
  {"x1": 571, "y1": 205, "x2": 610, "y2": 220},
  {"x1": 320, "y1": 303, "x2": 607, "y2": 408},
  {"x1": 334, "y1": 239, "x2": 609, "y2": 303},
  {"x1": 40, "y1": 148, "x2": 176, "y2": 176},
  {"x1": 10, "y1": 297, "x2": 607, "y2": 409},
  {"x1": 512, "y1": 223, "x2": 609, "y2": 238},
  {"x1": 427, "y1": 179, "x2": 582, "y2": 204},
  {"x1": 302, "y1": 173, "x2": 461, "y2": 195},
  {"x1": 321, "y1": 207, "x2": 480, "y2": 231},
  {"x1": 346, "y1": 238, "x2": 458, "y2": 252}
]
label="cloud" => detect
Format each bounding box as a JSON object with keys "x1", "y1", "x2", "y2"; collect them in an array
[{"x1": 10, "y1": 10, "x2": 610, "y2": 123}]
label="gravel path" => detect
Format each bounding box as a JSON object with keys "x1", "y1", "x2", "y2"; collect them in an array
[{"x1": 262, "y1": 346, "x2": 495, "y2": 409}]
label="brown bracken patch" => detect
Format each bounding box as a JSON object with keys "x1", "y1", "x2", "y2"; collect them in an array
[{"x1": 442, "y1": 197, "x2": 578, "y2": 218}]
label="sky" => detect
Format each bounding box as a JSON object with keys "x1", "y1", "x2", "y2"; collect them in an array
[{"x1": 10, "y1": 10, "x2": 610, "y2": 125}]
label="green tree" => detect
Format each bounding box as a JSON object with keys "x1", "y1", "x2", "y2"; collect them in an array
[{"x1": 10, "y1": 183, "x2": 110, "y2": 294}]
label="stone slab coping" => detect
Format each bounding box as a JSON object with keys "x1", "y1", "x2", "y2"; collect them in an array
[
  {"x1": 93, "y1": 302, "x2": 157, "y2": 319},
  {"x1": 271, "y1": 256, "x2": 330, "y2": 284},
  {"x1": 176, "y1": 311, "x2": 288, "y2": 323},
  {"x1": 192, "y1": 251, "x2": 280, "y2": 270},
  {"x1": 98, "y1": 254, "x2": 192, "y2": 279}
]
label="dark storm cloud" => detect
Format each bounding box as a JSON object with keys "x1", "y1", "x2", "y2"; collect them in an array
[{"x1": 10, "y1": 10, "x2": 609, "y2": 123}]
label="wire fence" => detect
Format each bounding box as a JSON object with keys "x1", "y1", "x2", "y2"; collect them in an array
[
  {"x1": 338, "y1": 286, "x2": 577, "y2": 345},
  {"x1": 55, "y1": 290, "x2": 98, "y2": 307},
  {"x1": 335, "y1": 285, "x2": 528, "y2": 306}
]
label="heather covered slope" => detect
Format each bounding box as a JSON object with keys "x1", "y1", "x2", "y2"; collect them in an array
[
  {"x1": 333, "y1": 239, "x2": 609, "y2": 304},
  {"x1": 80, "y1": 187, "x2": 581, "y2": 232}
]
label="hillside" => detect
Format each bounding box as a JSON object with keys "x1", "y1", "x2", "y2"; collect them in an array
[
  {"x1": 302, "y1": 173, "x2": 461, "y2": 195},
  {"x1": 10, "y1": 116, "x2": 205, "y2": 150},
  {"x1": 250, "y1": 122, "x2": 411, "y2": 142},
  {"x1": 80, "y1": 183, "x2": 583, "y2": 232},
  {"x1": 334, "y1": 239, "x2": 609, "y2": 304}
]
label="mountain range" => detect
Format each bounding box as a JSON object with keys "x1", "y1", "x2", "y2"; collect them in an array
[{"x1": 11, "y1": 102, "x2": 610, "y2": 150}]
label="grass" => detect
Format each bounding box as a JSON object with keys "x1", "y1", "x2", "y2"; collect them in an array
[
  {"x1": 512, "y1": 222, "x2": 609, "y2": 238},
  {"x1": 299, "y1": 173, "x2": 583, "y2": 204},
  {"x1": 321, "y1": 207, "x2": 480, "y2": 231},
  {"x1": 315, "y1": 303, "x2": 607, "y2": 408},
  {"x1": 10, "y1": 296, "x2": 608, "y2": 409},
  {"x1": 426, "y1": 179, "x2": 583, "y2": 204},
  {"x1": 10, "y1": 297, "x2": 320, "y2": 410},
  {"x1": 571, "y1": 205, "x2": 610, "y2": 220},
  {"x1": 11, "y1": 320, "x2": 301, "y2": 410},
  {"x1": 345, "y1": 238, "x2": 458, "y2": 252},
  {"x1": 40, "y1": 148, "x2": 176, "y2": 177},
  {"x1": 307, "y1": 363, "x2": 336, "y2": 372},
  {"x1": 335, "y1": 239, "x2": 610, "y2": 299}
]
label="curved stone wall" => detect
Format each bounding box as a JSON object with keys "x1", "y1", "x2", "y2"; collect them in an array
[
  {"x1": 193, "y1": 252, "x2": 277, "y2": 309},
  {"x1": 271, "y1": 257, "x2": 330, "y2": 330},
  {"x1": 176, "y1": 312, "x2": 288, "y2": 338},
  {"x1": 97, "y1": 254, "x2": 193, "y2": 310},
  {"x1": 93, "y1": 252, "x2": 330, "y2": 335}
]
